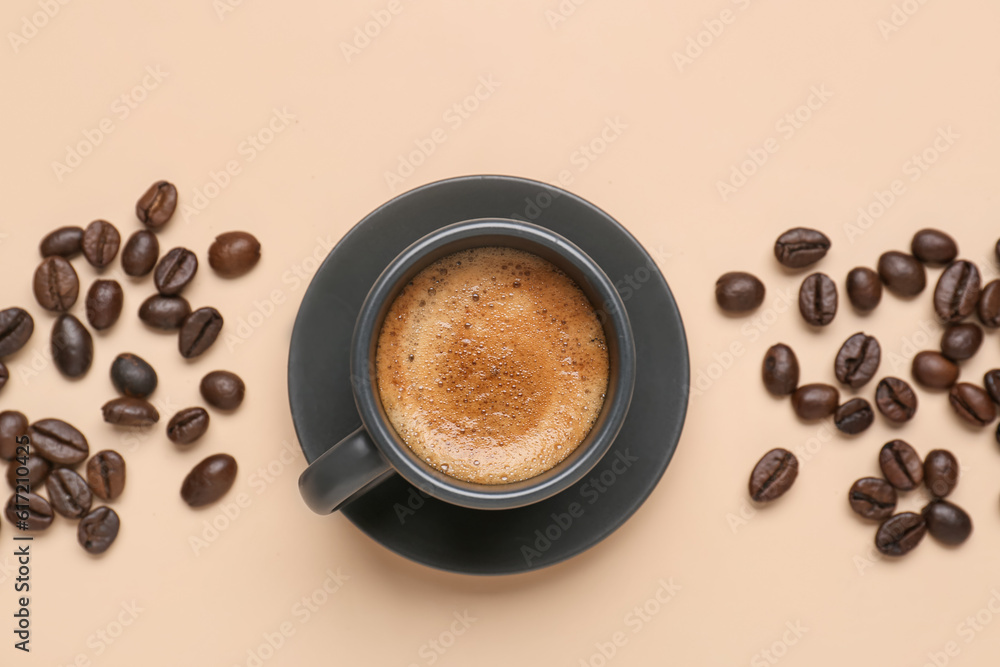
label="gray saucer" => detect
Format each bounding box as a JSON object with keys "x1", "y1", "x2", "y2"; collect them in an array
[{"x1": 288, "y1": 175, "x2": 689, "y2": 575}]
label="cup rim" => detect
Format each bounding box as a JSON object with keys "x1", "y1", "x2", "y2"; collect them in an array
[{"x1": 350, "y1": 218, "x2": 636, "y2": 510}]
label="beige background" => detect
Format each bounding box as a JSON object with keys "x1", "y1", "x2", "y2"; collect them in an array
[{"x1": 1, "y1": 0, "x2": 999, "y2": 665}]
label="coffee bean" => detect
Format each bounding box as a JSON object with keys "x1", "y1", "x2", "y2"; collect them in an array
[
  {"x1": 39, "y1": 226, "x2": 84, "y2": 258},
  {"x1": 136, "y1": 180, "x2": 177, "y2": 229},
  {"x1": 984, "y1": 370, "x2": 1000, "y2": 405},
  {"x1": 6, "y1": 454, "x2": 50, "y2": 490},
  {"x1": 0, "y1": 308, "x2": 34, "y2": 358},
  {"x1": 846, "y1": 267, "x2": 882, "y2": 312},
  {"x1": 45, "y1": 468, "x2": 92, "y2": 519},
  {"x1": 940, "y1": 323, "x2": 983, "y2": 361},
  {"x1": 179, "y1": 307, "x2": 224, "y2": 358},
  {"x1": 29, "y1": 419, "x2": 88, "y2": 465},
  {"x1": 977, "y1": 280, "x2": 1000, "y2": 328},
  {"x1": 81, "y1": 219, "x2": 120, "y2": 268},
  {"x1": 773, "y1": 228, "x2": 830, "y2": 268},
  {"x1": 0, "y1": 411, "x2": 28, "y2": 461},
  {"x1": 922, "y1": 500, "x2": 972, "y2": 545},
  {"x1": 209, "y1": 231, "x2": 261, "y2": 277},
  {"x1": 86, "y1": 450, "x2": 126, "y2": 501},
  {"x1": 791, "y1": 383, "x2": 839, "y2": 420},
  {"x1": 798, "y1": 273, "x2": 837, "y2": 326},
  {"x1": 834, "y1": 332, "x2": 880, "y2": 388},
  {"x1": 154, "y1": 247, "x2": 198, "y2": 296},
  {"x1": 78, "y1": 506, "x2": 120, "y2": 554},
  {"x1": 181, "y1": 453, "x2": 238, "y2": 507},
  {"x1": 924, "y1": 449, "x2": 959, "y2": 498},
  {"x1": 33, "y1": 256, "x2": 79, "y2": 311},
  {"x1": 848, "y1": 478, "x2": 897, "y2": 520},
  {"x1": 52, "y1": 314, "x2": 93, "y2": 377},
  {"x1": 715, "y1": 272, "x2": 765, "y2": 312},
  {"x1": 762, "y1": 344, "x2": 799, "y2": 396},
  {"x1": 949, "y1": 383, "x2": 996, "y2": 426},
  {"x1": 934, "y1": 260, "x2": 981, "y2": 323},
  {"x1": 85, "y1": 279, "x2": 123, "y2": 330},
  {"x1": 879, "y1": 440, "x2": 924, "y2": 490},
  {"x1": 875, "y1": 512, "x2": 926, "y2": 556},
  {"x1": 748, "y1": 448, "x2": 798, "y2": 502},
  {"x1": 834, "y1": 398, "x2": 874, "y2": 435},
  {"x1": 121, "y1": 230, "x2": 160, "y2": 277},
  {"x1": 200, "y1": 370, "x2": 246, "y2": 410},
  {"x1": 138, "y1": 294, "x2": 191, "y2": 330},
  {"x1": 911, "y1": 351, "x2": 959, "y2": 389},
  {"x1": 110, "y1": 353, "x2": 157, "y2": 398},
  {"x1": 875, "y1": 377, "x2": 918, "y2": 422},
  {"x1": 911, "y1": 228, "x2": 958, "y2": 265},
  {"x1": 5, "y1": 492, "x2": 53, "y2": 531},
  {"x1": 877, "y1": 251, "x2": 926, "y2": 297},
  {"x1": 0, "y1": 362, "x2": 7, "y2": 393},
  {"x1": 102, "y1": 398, "x2": 159, "y2": 426},
  {"x1": 167, "y1": 408, "x2": 209, "y2": 445}
]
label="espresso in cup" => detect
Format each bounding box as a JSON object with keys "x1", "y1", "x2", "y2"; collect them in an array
[{"x1": 375, "y1": 247, "x2": 609, "y2": 484}]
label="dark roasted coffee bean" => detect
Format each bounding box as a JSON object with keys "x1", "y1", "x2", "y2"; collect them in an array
[
  {"x1": 798, "y1": 273, "x2": 837, "y2": 326},
  {"x1": 940, "y1": 323, "x2": 982, "y2": 361},
  {"x1": 848, "y1": 478, "x2": 897, "y2": 520},
  {"x1": 834, "y1": 332, "x2": 880, "y2": 388},
  {"x1": 29, "y1": 419, "x2": 88, "y2": 464},
  {"x1": 102, "y1": 398, "x2": 159, "y2": 426},
  {"x1": 0, "y1": 308, "x2": 34, "y2": 358},
  {"x1": 715, "y1": 272, "x2": 765, "y2": 312},
  {"x1": 181, "y1": 453, "x2": 238, "y2": 507},
  {"x1": 139, "y1": 294, "x2": 191, "y2": 330},
  {"x1": 33, "y1": 256, "x2": 79, "y2": 311},
  {"x1": 911, "y1": 228, "x2": 958, "y2": 265},
  {"x1": 911, "y1": 351, "x2": 959, "y2": 389},
  {"x1": 922, "y1": 500, "x2": 972, "y2": 545},
  {"x1": 875, "y1": 512, "x2": 926, "y2": 556},
  {"x1": 39, "y1": 226, "x2": 84, "y2": 258},
  {"x1": 934, "y1": 260, "x2": 981, "y2": 323},
  {"x1": 924, "y1": 449, "x2": 959, "y2": 498},
  {"x1": 977, "y1": 280, "x2": 1000, "y2": 328},
  {"x1": 846, "y1": 267, "x2": 882, "y2": 312},
  {"x1": 748, "y1": 449, "x2": 798, "y2": 502},
  {"x1": 81, "y1": 219, "x2": 120, "y2": 268},
  {"x1": 45, "y1": 468, "x2": 92, "y2": 519},
  {"x1": 167, "y1": 408, "x2": 210, "y2": 445},
  {"x1": 762, "y1": 344, "x2": 799, "y2": 396},
  {"x1": 879, "y1": 440, "x2": 924, "y2": 490},
  {"x1": 834, "y1": 398, "x2": 874, "y2": 435},
  {"x1": 5, "y1": 492, "x2": 53, "y2": 531},
  {"x1": 877, "y1": 251, "x2": 926, "y2": 297},
  {"x1": 179, "y1": 307, "x2": 224, "y2": 358},
  {"x1": 136, "y1": 180, "x2": 177, "y2": 229},
  {"x1": 209, "y1": 231, "x2": 261, "y2": 277},
  {"x1": 121, "y1": 230, "x2": 160, "y2": 277},
  {"x1": 78, "y1": 506, "x2": 120, "y2": 554},
  {"x1": 200, "y1": 370, "x2": 246, "y2": 410},
  {"x1": 110, "y1": 353, "x2": 157, "y2": 398},
  {"x1": 85, "y1": 279, "x2": 123, "y2": 330},
  {"x1": 154, "y1": 247, "x2": 198, "y2": 295},
  {"x1": 791, "y1": 383, "x2": 839, "y2": 420},
  {"x1": 773, "y1": 228, "x2": 830, "y2": 268},
  {"x1": 6, "y1": 454, "x2": 50, "y2": 490},
  {"x1": 86, "y1": 450, "x2": 126, "y2": 501},
  {"x1": 875, "y1": 377, "x2": 918, "y2": 422},
  {"x1": 984, "y1": 370, "x2": 1000, "y2": 405},
  {"x1": 0, "y1": 362, "x2": 6, "y2": 393},
  {"x1": 52, "y1": 314, "x2": 93, "y2": 377},
  {"x1": 0, "y1": 411, "x2": 28, "y2": 461},
  {"x1": 949, "y1": 382, "x2": 996, "y2": 426}
]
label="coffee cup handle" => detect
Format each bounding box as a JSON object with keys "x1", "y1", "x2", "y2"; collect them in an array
[{"x1": 298, "y1": 426, "x2": 394, "y2": 514}]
